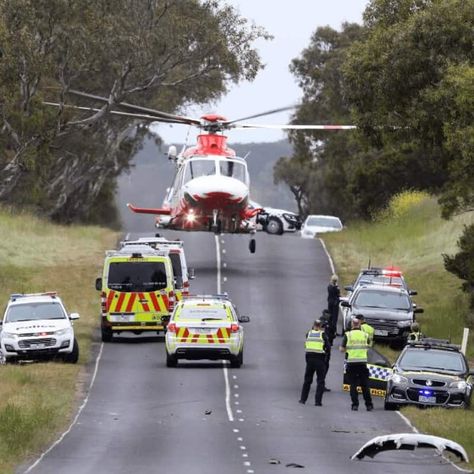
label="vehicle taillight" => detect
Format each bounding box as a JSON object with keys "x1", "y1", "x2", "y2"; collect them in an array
[
  {"x1": 100, "y1": 291, "x2": 107, "y2": 315},
  {"x1": 230, "y1": 324, "x2": 239, "y2": 333},
  {"x1": 167, "y1": 322, "x2": 177, "y2": 333},
  {"x1": 168, "y1": 290, "x2": 175, "y2": 311}
]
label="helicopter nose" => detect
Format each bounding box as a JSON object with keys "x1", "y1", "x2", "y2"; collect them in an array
[{"x1": 184, "y1": 176, "x2": 248, "y2": 205}]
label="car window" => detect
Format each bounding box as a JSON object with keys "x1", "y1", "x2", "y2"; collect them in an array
[
  {"x1": 354, "y1": 289, "x2": 411, "y2": 310},
  {"x1": 357, "y1": 275, "x2": 405, "y2": 288},
  {"x1": 399, "y1": 349, "x2": 466, "y2": 373},
  {"x1": 108, "y1": 262, "x2": 167, "y2": 292},
  {"x1": 169, "y1": 253, "x2": 183, "y2": 288},
  {"x1": 177, "y1": 305, "x2": 231, "y2": 321},
  {"x1": 306, "y1": 216, "x2": 342, "y2": 228},
  {"x1": 6, "y1": 302, "x2": 66, "y2": 322}
]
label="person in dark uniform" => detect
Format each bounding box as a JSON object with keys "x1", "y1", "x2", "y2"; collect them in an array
[
  {"x1": 327, "y1": 274, "x2": 341, "y2": 337},
  {"x1": 299, "y1": 320, "x2": 331, "y2": 406},
  {"x1": 339, "y1": 318, "x2": 373, "y2": 411}
]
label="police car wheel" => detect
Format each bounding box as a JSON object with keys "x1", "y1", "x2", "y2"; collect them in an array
[
  {"x1": 101, "y1": 326, "x2": 113, "y2": 343},
  {"x1": 64, "y1": 338, "x2": 79, "y2": 364},
  {"x1": 266, "y1": 217, "x2": 283, "y2": 235},
  {"x1": 384, "y1": 400, "x2": 399, "y2": 411},
  {"x1": 230, "y1": 351, "x2": 243, "y2": 368},
  {"x1": 166, "y1": 352, "x2": 178, "y2": 367}
]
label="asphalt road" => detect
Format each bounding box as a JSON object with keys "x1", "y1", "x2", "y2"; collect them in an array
[{"x1": 23, "y1": 231, "x2": 458, "y2": 474}]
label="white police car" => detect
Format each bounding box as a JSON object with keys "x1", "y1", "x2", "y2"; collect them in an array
[{"x1": 0, "y1": 292, "x2": 79, "y2": 363}]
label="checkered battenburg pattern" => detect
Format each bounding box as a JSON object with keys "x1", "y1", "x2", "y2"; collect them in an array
[{"x1": 367, "y1": 364, "x2": 393, "y2": 381}]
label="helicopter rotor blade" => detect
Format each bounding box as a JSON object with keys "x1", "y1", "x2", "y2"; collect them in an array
[
  {"x1": 66, "y1": 89, "x2": 200, "y2": 126},
  {"x1": 43, "y1": 102, "x2": 186, "y2": 123},
  {"x1": 225, "y1": 104, "x2": 297, "y2": 126},
  {"x1": 234, "y1": 123, "x2": 357, "y2": 130}
]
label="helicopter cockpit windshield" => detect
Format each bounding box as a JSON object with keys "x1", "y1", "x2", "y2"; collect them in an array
[
  {"x1": 183, "y1": 157, "x2": 248, "y2": 185},
  {"x1": 184, "y1": 159, "x2": 216, "y2": 184}
]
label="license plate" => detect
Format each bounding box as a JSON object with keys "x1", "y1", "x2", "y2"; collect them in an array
[
  {"x1": 419, "y1": 395, "x2": 436, "y2": 403},
  {"x1": 110, "y1": 315, "x2": 134, "y2": 322},
  {"x1": 374, "y1": 329, "x2": 388, "y2": 336},
  {"x1": 195, "y1": 328, "x2": 213, "y2": 334},
  {"x1": 30, "y1": 343, "x2": 45, "y2": 349}
]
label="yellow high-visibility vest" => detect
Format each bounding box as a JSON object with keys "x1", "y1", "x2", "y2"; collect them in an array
[
  {"x1": 305, "y1": 330, "x2": 325, "y2": 354},
  {"x1": 346, "y1": 329, "x2": 369, "y2": 363}
]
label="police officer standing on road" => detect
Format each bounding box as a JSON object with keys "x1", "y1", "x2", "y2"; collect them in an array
[
  {"x1": 340, "y1": 318, "x2": 373, "y2": 411},
  {"x1": 355, "y1": 314, "x2": 374, "y2": 347},
  {"x1": 327, "y1": 274, "x2": 340, "y2": 337},
  {"x1": 299, "y1": 320, "x2": 331, "y2": 406},
  {"x1": 408, "y1": 322, "x2": 423, "y2": 342}
]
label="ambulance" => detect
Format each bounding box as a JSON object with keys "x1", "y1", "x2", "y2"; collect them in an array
[
  {"x1": 120, "y1": 236, "x2": 194, "y2": 301},
  {"x1": 95, "y1": 244, "x2": 175, "y2": 341}
]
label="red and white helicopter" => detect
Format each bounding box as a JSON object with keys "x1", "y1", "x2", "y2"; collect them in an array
[{"x1": 46, "y1": 90, "x2": 355, "y2": 253}]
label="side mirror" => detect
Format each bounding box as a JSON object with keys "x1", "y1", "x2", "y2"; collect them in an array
[
  {"x1": 238, "y1": 315, "x2": 250, "y2": 323},
  {"x1": 414, "y1": 307, "x2": 424, "y2": 314},
  {"x1": 344, "y1": 285, "x2": 354, "y2": 292},
  {"x1": 409, "y1": 289, "x2": 418, "y2": 296},
  {"x1": 95, "y1": 277, "x2": 102, "y2": 291},
  {"x1": 188, "y1": 268, "x2": 195, "y2": 280},
  {"x1": 340, "y1": 300, "x2": 351, "y2": 308},
  {"x1": 69, "y1": 313, "x2": 80, "y2": 320}
]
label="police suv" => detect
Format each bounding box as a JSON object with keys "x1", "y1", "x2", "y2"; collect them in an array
[{"x1": 0, "y1": 292, "x2": 80, "y2": 363}]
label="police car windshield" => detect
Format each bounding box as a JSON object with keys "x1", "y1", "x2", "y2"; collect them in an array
[
  {"x1": 399, "y1": 349, "x2": 466, "y2": 373},
  {"x1": 108, "y1": 262, "x2": 167, "y2": 292},
  {"x1": 354, "y1": 290, "x2": 411, "y2": 310},
  {"x1": 6, "y1": 302, "x2": 66, "y2": 322},
  {"x1": 178, "y1": 306, "x2": 230, "y2": 321}
]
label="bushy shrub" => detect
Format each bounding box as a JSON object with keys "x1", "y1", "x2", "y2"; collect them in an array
[
  {"x1": 375, "y1": 190, "x2": 430, "y2": 221},
  {"x1": 444, "y1": 223, "x2": 474, "y2": 308}
]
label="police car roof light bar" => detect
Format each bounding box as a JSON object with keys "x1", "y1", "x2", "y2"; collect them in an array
[{"x1": 10, "y1": 291, "x2": 58, "y2": 300}]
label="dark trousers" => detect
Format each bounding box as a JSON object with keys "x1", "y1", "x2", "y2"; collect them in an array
[
  {"x1": 300, "y1": 355, "x2": 326, "y2": 404},
  {"x1": 328, "y1": 303, "x2": 339, "y2": 336},
  {"x1": 346, "y1": 363, "x2": 373, "y2": 407}
]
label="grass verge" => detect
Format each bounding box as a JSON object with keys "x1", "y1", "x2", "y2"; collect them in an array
[
  {"x1": 324, "y1": 195, "x2": 474, "y2": 468},
  {"x1": 0, "y1": 207, "x2": 117, "y2": 473}
]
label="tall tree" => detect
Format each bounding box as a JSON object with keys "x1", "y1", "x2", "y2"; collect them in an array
[{"x1": 0, "y1": 0, "x2": 268, "y2": 223}]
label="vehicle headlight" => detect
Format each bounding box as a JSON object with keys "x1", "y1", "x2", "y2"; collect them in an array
[
  {"x1": 390, "y1": 374, "x2": 408, "y2": 384},
  {"x1": 449, "y1": 380, "x2": 468, "y2": 390},
  {"x1": 55, "y1": 328, "x2": 72, "y2": 336},
  {"x1": 397, "y1": 320, "x2": 412, "y2": 328},
  {"x1": 1, "y1": 331, "x2": 17, "y2": 339}
]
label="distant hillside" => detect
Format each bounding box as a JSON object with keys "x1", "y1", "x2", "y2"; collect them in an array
[{"x1": 115, "y1": 137, "x2": 296, "y2": 232}]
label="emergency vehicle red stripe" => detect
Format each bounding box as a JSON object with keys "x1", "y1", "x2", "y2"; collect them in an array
[
  {"x1": 126, "y1": 293, "x2": 137, "y2": 312},
  {"x1": 149, "y1": 292, "x2": 160, "y2": 311},
  {"x1": 217, "y1": 328, "x2": 224, "y2": 343},
  {"x1": 207, "y1": 335, "x2": 214, "y2": 344},
  {"x1": 115, "y1": 293, "x2": 126, "y2": 312},
  {"x1": 162, "y1": 294, "x2": 169, "y2": 310},
  {"x1": 138, "y1": 292, "x2": 150, "y2": 311},
  {"x1": 191, "y1": 333, "x2": 200, "y2": 343},
  {"x1": 183, "y1": 328, "x2": 190, "y2": 338},
  {"x1": 106, "y1": 291, "x2": 115, "y2": 311}
]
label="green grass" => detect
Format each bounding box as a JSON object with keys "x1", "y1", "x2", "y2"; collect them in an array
[
  {"x1": 0, "y1": 206, "x2": 118, "y2": 473},
  {"x1": 324, "y1": 195, "x2": 474, "y2": 468}
]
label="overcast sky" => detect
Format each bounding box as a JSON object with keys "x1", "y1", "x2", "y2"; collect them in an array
[{"x1": 155, "y1": 0, "x2": 369, "y2": 145}]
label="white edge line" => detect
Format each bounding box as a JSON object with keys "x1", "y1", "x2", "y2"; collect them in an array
[
  {"x1": 319, "y1": 238, "x2": 336, "y2": 274},
  {"x1": 24, "y1": 342, "x2": 105, "y2": 473},
  {"x1": 215, "y1": 234, "x2": 234, "y2": 422},
  {"x1": 320, "y1": 237, "x2": 470, "y2": 472}
]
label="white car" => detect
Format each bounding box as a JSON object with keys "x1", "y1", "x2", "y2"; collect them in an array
[
  {"x1": 300, "y1": 214, "x2": 343, "y2": 238},
  {"x1": 165, "y1": 294, "x2": 249, "y2": 368},
  {"x1": 249, "y1": 200, "x2": 302, "y2": 235},
  {"x1": 0, "y1": 292, "x2": 79, "y2": 363}
]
